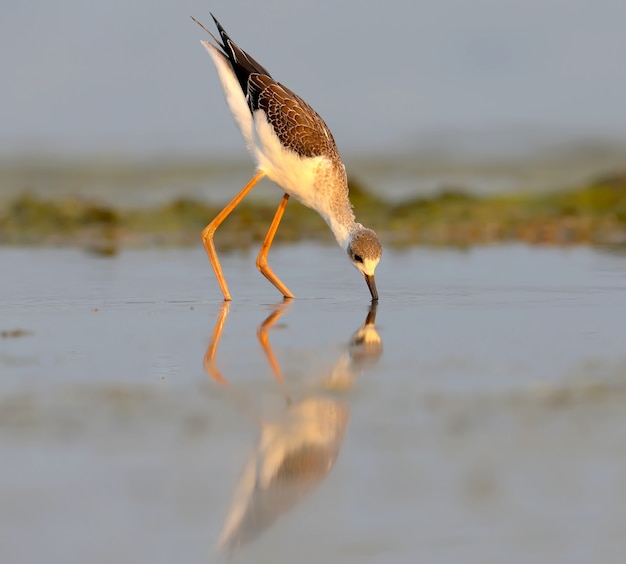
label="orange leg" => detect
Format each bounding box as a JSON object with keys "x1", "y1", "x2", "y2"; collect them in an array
[
  {"x1": 202, "y1": 304, "x2": 263, "y2": 425},
  {"x1": 256, "y1": 193, "x2": 294, "y2": 298},
  {"x1": 202, "y1": 170, "x2": 265, "y2": 301},
  {"x1": 203, "y1": 302, "x2": 230, "y2": 384},
  {"x1": 256, "y1": 299, "x2": 292, "y2": 383}
]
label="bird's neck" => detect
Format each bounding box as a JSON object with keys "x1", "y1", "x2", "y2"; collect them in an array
[
  {"x1": 327, "y1": 212, "x2": 358, "y2": 251},
  {"x1": 314, "y1": 160, "x2": 358, "y2": 250}
]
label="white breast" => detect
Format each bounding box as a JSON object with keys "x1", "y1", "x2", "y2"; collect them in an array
[{"x1": 253, "y1": 110, "x2": 330, "y2": 211}]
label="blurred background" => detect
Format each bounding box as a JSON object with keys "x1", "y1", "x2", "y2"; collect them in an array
[
  {"x1": 3, "y1": 0, "x2": 626, "y2": 158},
  {"x1": 2, "y1": 0, "x2": 626, "y2": 245},
  {"x1": 3, "y1": 3, "x2": 626, "y2": 562}
]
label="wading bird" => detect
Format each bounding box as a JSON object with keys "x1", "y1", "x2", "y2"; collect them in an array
[{"x1": 192, "y1": 15, "x2": 382, "y2": 301}]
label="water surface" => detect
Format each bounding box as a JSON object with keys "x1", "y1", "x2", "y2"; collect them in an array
[{"x1": 2, "y1": 244, "x2": 626, "y2": 563}]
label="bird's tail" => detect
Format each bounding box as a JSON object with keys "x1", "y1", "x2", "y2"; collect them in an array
[{"x1": 191, "y1": 14, "x2": 272, "y2": 93}]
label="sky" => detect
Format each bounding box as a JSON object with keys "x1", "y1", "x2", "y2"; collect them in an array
[{"x1": 2, "y1": 0, "x2": 626, "y2": 157}]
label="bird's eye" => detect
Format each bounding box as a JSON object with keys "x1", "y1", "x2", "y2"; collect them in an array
[{"x1": 354, "y1": 254, "x2": 364, "y2": 263}]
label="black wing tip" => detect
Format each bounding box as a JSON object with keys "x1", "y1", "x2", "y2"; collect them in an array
[
  {"x1": 192, "y1": 13, "x2": 230, "y2": 50},
  {"x1": 194, "y1": 14, "x2": 273, "y2": 83},
  {"x1": 210, "y1": 13, "x2": 230, "y2": 44},
  {"x1": 190, "y1": 14, "x2": 227, "y2": 53}
]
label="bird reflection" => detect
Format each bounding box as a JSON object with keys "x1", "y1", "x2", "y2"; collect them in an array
[{"x1": 204, "y1": 301, "x2": 382, "y2": 554}]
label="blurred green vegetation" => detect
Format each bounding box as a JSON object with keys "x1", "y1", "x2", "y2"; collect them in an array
[{"x1": 0, "y1": 165, "x2": 625, "y2": 251}]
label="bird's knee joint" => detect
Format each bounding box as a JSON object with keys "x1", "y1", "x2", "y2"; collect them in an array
[
  {"x1": 255, "y1": 254, "x2": 267, "y2": 271},
  {"x1": 202, "y1": 225, "x2": 215, "y2": 241}
]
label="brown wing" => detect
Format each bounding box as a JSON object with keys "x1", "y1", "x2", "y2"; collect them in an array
[{"x1": 247, "y1": 73, "x2": 339, "y2": 159}]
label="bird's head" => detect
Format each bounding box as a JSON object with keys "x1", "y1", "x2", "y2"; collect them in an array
[{"x1": 346, "y1": 227, "x2": 382, "y2": 301}]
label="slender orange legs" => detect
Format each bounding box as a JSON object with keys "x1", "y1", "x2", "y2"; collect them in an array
[
  {"x1": 256, "y1": 299, "x2": 292, "y2": 383},
  {"x1": 202, "y1": 170, "x2": 265, "y2": 301},
  {"x1": 256, "y1": 193, "x2": 294, "y2": 299},
  {"x1": 203, "y1": 301, "x2": 230, "y2": 384},
  {"x1": 202, "y1": 303, "x2": 261, "y2": 424},
  {"x1": 202, "y1": 172, "x2": 293, "y2": 300},
  {"x1": 204, "y1": 301, "x2": 291, "y2": 384}
]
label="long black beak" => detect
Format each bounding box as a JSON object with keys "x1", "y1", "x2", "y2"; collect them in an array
[{"x1": 364, "y1": 274, "x2": 378, "y2": 301}]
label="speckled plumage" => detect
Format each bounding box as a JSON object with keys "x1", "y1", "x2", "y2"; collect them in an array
[
  {"x1": 194, "y1": 14, "x2": 382, "y2": 300},
  {"x1": 249, "y1": 76, "x2": 338, "y2": 159},
  {"x1": 348, "y1": 228, "x2": 383, "y2": 262}
]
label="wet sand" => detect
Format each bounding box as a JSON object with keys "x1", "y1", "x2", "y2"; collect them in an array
[{"x1": 2, "y1": 244, "x2": 626, "y2": 563}]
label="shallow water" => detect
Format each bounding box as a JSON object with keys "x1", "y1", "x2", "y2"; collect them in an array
[{"x1": 2, "y1": 244, "x2": 626, "y2": 563}]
